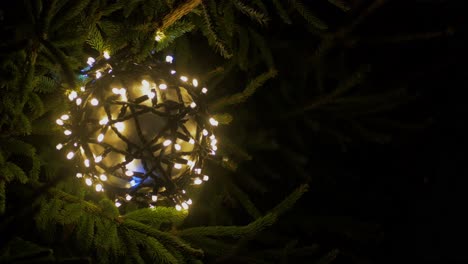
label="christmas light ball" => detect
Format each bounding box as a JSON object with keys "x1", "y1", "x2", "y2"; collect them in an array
[{"x1": 56, "y1": 55, "x2": 218, "y2": 210}]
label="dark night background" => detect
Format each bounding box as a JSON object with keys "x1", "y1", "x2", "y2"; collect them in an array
[{"x1": 1, "y1": 0, "x2": 468, "y2": 263}]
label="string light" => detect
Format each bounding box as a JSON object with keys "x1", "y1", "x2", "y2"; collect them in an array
[
  {"x1": 201, "y1": 87, "x2": 208, "y2": 94},
  {"x1": 87, "y1": 57, "x2": 95, "y2": 66},
  {"x1": 56, "y1": 144, "x2": 63, "y2": 150},
  {"x1": 203, "y1": 175, "x2": 209, "y2": 181},
  {"x1": 56, "y1": 55, "x2": 218, "y2": 209}
]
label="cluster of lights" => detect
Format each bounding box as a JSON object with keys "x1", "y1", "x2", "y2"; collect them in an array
[{"x1": 57, "y1": 53, "x2": 220, "y2": 210}]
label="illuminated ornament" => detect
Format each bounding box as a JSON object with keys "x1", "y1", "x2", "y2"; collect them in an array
[{"x1": 56, "y1": 55, "x2": 219, "y2": 209}]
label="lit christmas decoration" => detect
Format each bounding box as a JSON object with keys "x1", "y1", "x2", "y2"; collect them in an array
[{"x1": 56, "y1": 55, "x2": 218, "y2": 209}]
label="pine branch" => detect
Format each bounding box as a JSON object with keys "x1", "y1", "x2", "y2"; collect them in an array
[
  {"x1": 159, "y1": 0, "x2": 202, "y2": 31},
  {"x1": 210, "y1": 69, "x2": 277, "y2": 110}
]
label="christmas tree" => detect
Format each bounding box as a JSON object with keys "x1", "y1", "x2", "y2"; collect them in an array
[{"x1": 0, "y1": 0, "x2": 464, "y2": 263}]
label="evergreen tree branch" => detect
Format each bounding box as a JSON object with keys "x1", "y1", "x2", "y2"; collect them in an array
[{"x1": 159, "y1": 0, "x2": 202, "y2": 31}]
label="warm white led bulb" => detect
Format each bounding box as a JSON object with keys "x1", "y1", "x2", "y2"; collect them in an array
[
  {"x1": 80, "y1": 86, "x2": 85, "y2": 92},
  {"x1": 90, "y1": 98, "x2": 99, "y2": 106},
  {"x1": 61, "y1": 114, "x2": 69, "y2": 120},
  {"x1": 95, "y1": 184, "x2": 103, "y2": 192},
  {"x1": 96, "y1": 71, "x2": 102, "y2": 79},
  {"x1": 125, "y1": 170, "x2": 134, "y2": 177},
  {"x1": 174, "y1": 163, "x2": 182, "y2": 169},
  {"x1": 189, "y1": 138, "x2": 195, "y2": 144},
  {"x1": 76, "y1": 173, "x2": 83, "y2": 178},
  {"x1": 187, "y1": 199, "x2": 193, "y2": 205},
  {"x1": 166, "y1": 55, "x2": 173, "y2": 63},
  {"x1": 84, "y1": 159, "x2": 90, "y2": 167},
  {"x1": 112, "y1": 88, "x2": 120, "y2": 94},
  {"x1": 125, "y1": 194, "x2": 132, "y2": 201},
  {"x1": 209, "y1": 117, "x2": 219, "y2": 126},
  {"x1": 87, "y1": 57, "x2": 95, "y2": 66},
  {"x1": 56, "y1": 143, "x2": 63, "y2": 150},
  {"x1": 76, "y1": 98, "x2": 82, "y2": 105},
  {"x1": 203, "y1": 175, "x2": 209, "y2": 181},
  {"x1": 64, "y1": 130, "x2": 72, "y2": 136},
  {"x1": 180, "y1": 76, "x2": 188, "y2": 82},
  {"x1": 66, "y1": 152, "x2": 74, "y2": 159},
  {"x1": 103, "y1": 51, "x2": 110, "y2": 59},
  {"x1": 201, "y1": 87, "x2": 208, "y2": 94},
  {"x1": 99, "y1": 117, "x2": 108, "y2": 125},
  {"x1": 97, "y1": 133, "x2": 104, "y2": 142},
  {"x1": 174, "y1": 144, "x2": 181, "y2": 151},
  {"x1": 190, "y1": 102, "x2": 197, "y2": 108},
  {"x1": 68, "y1": 91, "x2": 77, "y2": 101},
  {"x1": 115, "y1": 201, "x2": 122, "y2": 207},
  {"x1": 148, "y1": 92, "x2": 156, "y2": 99},
  {"x1": 194, "y1": 178, "x2": 203, "y2": 185},
  {"x1": 182, "y1": 202, "x2": 189, "y2": 209},
  {"x1": 141, "y1": 80, "x2": 150, "y2": 87},
  {"x1": 115, "y1": 122, "x2": 125, "y2": 132},
  {"x1": 194, "y1": 168, "x2": 201, "y2": 174},
  {"x1": 202, "y1": 129, "x2": 208, "y2": 136},
  {"x1": 95, "y1": 156, "x2": 102, "y2": 163},
  {"x1": 85, "y1": 178, "x2": 92, "y2": 186},
  {"x1": 99, "y1": 174, "x2": 107, "y2": 181},
  {"x1": 159, "y1": 84, "x2": 167, "y2": 90},
  {"x1": 163, "y1": 139, "x2": 172, "y2": 146},
  {"x1": 170, "y1": 70, "x2": 176, "y2": 75},
  {"x1": 151, "y1": 195, "x2": 158, "y2": 202},
  {"x1": 192, "y1": 79, "x2": 198, "y2": 87},
  {"x1": 56, "y1": 119, "x2": 64, "y2": 125},
  {"x1": 175, "y1": 204, "x2": 182, "y2": 211}
]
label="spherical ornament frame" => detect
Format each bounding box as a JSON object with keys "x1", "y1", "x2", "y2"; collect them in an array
[{"x1": 56, "y1": 55, "x2": 218, "y2": 210}]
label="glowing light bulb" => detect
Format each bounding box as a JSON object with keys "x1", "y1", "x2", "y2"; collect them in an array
[
  {"x1": 76, "y1": 173, "x2": 83, "y2": 178},
  {"x1": 125, "y1": 170, "x2": 134, "y2": 177},
  {"x1": 175, "y1": 204, "x2": 182, "y2": 211},
  {"x1": 189, "y1": 138, "x2": 195, "y2": 144},
  {"x1": 194, "y1": 178, "x2": 202, "y2": 185},
  {"x1": 165, "y1": 55, "x2": 173, "y2": 63},
  {"x1": 119, "y1": 88, "x2": 126, "y2": 94},
  {"x1": 115, "y1": 122, "x2": 125, "y2": 132},
  {"x1": 152, "y1": 195, "x2": 158, "y2": 202},
  {"x1": 64, "y1": 130, "x2": 72, "y2": 136},
  {"x1": 112, "y1": 88, "x2": 120, "y2": 94},
  {"x1": 203, "y1": 175, "x2": 209, "y2": 181},
  {"x1": 141, "y1": 80, "x2": 150, "y2": 87},
  {"x1": 87, "y1": 57, "x2": 95, "y2": 66},
  {"x1": 68, "y1": 91, "x2": 77, "y2": 101},
  {"x1": 85, "y1": 178, "x2": 93, "y2": 186},
  {"x1": 80, "y1": 86, "x2": 85, "y2": 92},
  {"x1": 84, "y1": 159, "x2": 90, "y2": 167},
  {"x1": 182, "y1": 202, "x2": 189, "y2": 209},
  {"x1": 163, "y1": 139, "x2": 172, "y2": 146},
  {"x1": 76, "y1": 98, "x2": 82, "y2": 105},
  {"x1": 66, "y1": 152, "x2": 74, "y2": 159},
  {"x1": 95, "y1": 156, "x2": 102, "y2": 163},
  {"x1": 174, "y1": 163, "x2": 182, "y2": 169},
  {"x1": 148, "y1": 92, "x2": 156, "y2": 99},
  {"x1": 61, "y1": 114, "x2": 69, "y2": 120},
  {"x1": 103, "y1": 51, "x2": 110, "y2": 59},
  {"x1": 212, "y1": 145, "x2": 218, "y2": 151},
  {"x1": 56, "y1": 143, "x2": 63, "y2": 150},
  {"x1": 209, "y1": 117, "x2": 219, "y2": 126},
  {"x1": 174, "y1": 144, "x2": 181, "y2": 151},
  {"x1": 170, "y1": 70, "x2": 176, "y2": 75},
  {"x1": 159, "y1": 84, "x2": 167, "y2": 90},
  {"x1": 187, "y1": 199, "x2": 193, "y2": 205},
  {"x1": 95, "y1": 184, "x2": 103, "y2": 192},
  {"x1": 97, "y1": 133, "x2": 104, "y2": 142},
  {"x1": 125, "y1": 194, "x2": 132, "y2": 201},
  {"x1": 192, "y1": 79, "x2": 198, "y2": 87},
  {"x1": 56, "y1": 119, "x2": 64, "y2": 125},
  {"x1": 201, "y1": 87, "x2": 208, "y2": 94},
  {"x1": 155, "y1": 31, "x2": 165, "y2": 42},
  {"x1": 96, "y1": 71, "x2": 102, "y2": 79},
  {"x1": 90, "y1": 98, "x2": 99, "y2": 106},
  {"x1": 99, "y1": 117, "x2": 108, "y2": 125},
  {"x1": 180, "y1": 76, "x2": 188, "y2": 82},
  {"x1": 99, "y1": 174, "x2": 107, "y2": 181},
  {"x1": 115, "y1": 201, "x2": 122, "y2": 207},
  {"x1": 202, "y1": 129, "x2": 208, "y2": 136},
  {"x1": 211, "y1": 139, "x2": 217, "y2": 145},
  {"x1": 194, "y1": 168, "x2": 201, "y2": 174},
  {"x1": 190, "y1": 102, "x2": 196, "y2": 108}
]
